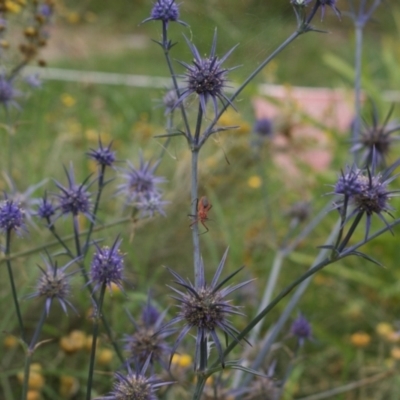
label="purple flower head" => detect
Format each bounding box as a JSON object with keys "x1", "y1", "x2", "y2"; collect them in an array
[
  {"x1": 290, "y1": 313, "x2": 312, "y2": 346},
  {"x1": 175, "y1": 30, "x2": 238, "y2": 118},
  {"x1": 26, "y1": 256, "x2": 78, "y2": 316},
  {"x1": 37, "y1": 192, "x2": 55, "y2": 220},
  {"x1": 123, "y1": 301, "x2": 172, "y2": 369},
  {"x1": 142, "y1": 0, "x2": 188, "y2": 27},
  {"x1": 142, "y1": 302, "x2": 161, "y2": 327},
  {"x1": 97, "y1": 357, "x2": 174, "y2": 400},
  {"x1": 0, "y1": 75, "x2": 20, "y2": 110},
  {"x1": 38, "y1": 3, "x2": 53, "y2": 19},
  {"x1": 334, "y1": 165, "x2": 363, "y2": 198},
  {"x1": 90, "y1": 237, "x2": 125, "y2": 292},
  {"x1": 164, "y1": 248, "x2": 251, "y2": 369},
  {"x1": 162, "y1": 89, "x2": 177, "y2": 115},
  {"x1": 2, "y1": 174, "x2": 46, "y2": 227},
  {"x1": 0, "y1": 197, "x2": 25, "y2": 235},
  {"x1": 253, "y1": 118, "x2": 273, "y2": 137},
  {"x1": 318, "y1": 0, "x2": 341, "y2": 20},
  {"x1": 117, "y1": 155, "x2": 166, "y2": 204},
  {"x1": 330, "y1": 158, "x2": 400, "y2": 240},
  {"x1": 136, "y1": 192, "x2": 169, "y2": 218},
  {"x1": 351, "y1": 105, "x2": 400, "y2": 168},
  {"x1": 25, "y1": 74, "x2": 42, "y2": 89},
  {"x1": 87, "y1": 138, "x2": 116, "y2": 168},
  {"x1": 54, "y1": 164, "x2": 93, "y2": 221}
]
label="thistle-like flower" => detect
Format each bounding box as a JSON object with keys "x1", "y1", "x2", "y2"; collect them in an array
[
  {"x1": 290, "y1": 313, "x2": 312, "y2": 346},
  {"x1": 96, "y1": 357, "x2": 173, "y2": 400},
  {"x1": 136, "y1": 193, "x2": 169, "y2": 218},
  {"x1": 26, "y1": 256, "x2": 77, "y2": 315},
  {"x1": 318, "y1": 0, "x2": 341, "y2": 20},
  {"x1": 253, "y1": 118, "x2": 273, "y2": 138},
  {"x1": 0, "y1": 74, "x2": 20, "y2": 109},
  {"x1": 331, "y1": 159, "x2": 400, "y2": 239},
  {"x1": 87, "y1": 138, "x2": 116, "y2": 168},
  {"x1": 37, "y1": 192, "x2": 56, "y2": 220},
  {"x1": 165, "y1": 248, "x2": 250, "y2": 369},
  {"x1": 0, "y1": 197, "x2": 25, "y2": 235},
  {"x1": 117, "y1": 155, "x2": 166, "y2": 204},
  {"x1": 141, "y1": 0, "x2": 187, "y2": 27},
  {"x1": 123, "y1": 299, "x2": 172, "y2": 369},
  {"x1": 89, "y1": 237, "x2": 125, "y2": 292},
  {"x1": 3, "y1": 173, "x2": 46, "y2": 225},
  {"x1": 351, "y1": 105, "x2": 400, "y2": 168},
  {"x1": 175, "y1": 31, "x2": 238, "y2": 118},
  {"x1": 54, "y1": 164, "x2": 93, "y2": 221}
]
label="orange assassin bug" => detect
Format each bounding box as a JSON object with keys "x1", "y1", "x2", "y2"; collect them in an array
[{"x1": 189, "y1": 196, "x2": 212, "y2": 234}]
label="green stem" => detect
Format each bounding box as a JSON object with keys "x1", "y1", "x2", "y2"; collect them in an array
[
  {"x1": 86, "y1": 283, "x2": 106, "y2": 400},
  {"x1": 191, "y1": 150, "x2": 201, "y2": 287},
  {"x1": 21, "y1": 307, "x2": 47, "y2": 400},
  {"x1": 5, "y1": 229, "x2": 25, "y2": 342},
  {"x1": 161, "y1": 22, "x2": 192, "y2": 142},
  {"x1": 83, "y1": 165, "x2": 106, "y2": 256}
]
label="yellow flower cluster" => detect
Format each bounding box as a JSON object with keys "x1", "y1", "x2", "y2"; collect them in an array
[{"x1": 17, "y1": 363, "x2": 44, "y2": 400}]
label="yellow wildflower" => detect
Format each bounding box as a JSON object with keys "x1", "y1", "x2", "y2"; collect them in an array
[
  {"x1": 248, "y1": 175, "x2": 262, "y2": 189},
  {"x1": 171, "y1": 353, "x2": 192, "y2": 368},
  {"x1": 350, "y1": 332, "x2": 371, "y2": 348},
  {"x1": 61, "y1": 94, "x2": 76, "y2": 108}
]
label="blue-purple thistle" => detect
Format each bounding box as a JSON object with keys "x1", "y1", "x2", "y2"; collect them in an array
[
  {"x1": 97, "y1": 357, "x2": 173, "y2": 400},
  {"x1": 37, "y1": 193, "x2": 55, "y2": 220},
  {"x1": 142, "y1": 0, "x2": 187, "y2": 26},
  {"x1": 0, "y1": 74, "x2": 20, "y2": 109},
  {"x1": 123, "y1": 301, "x2": 172, "y2": 369},
  {"x1": 54, "y1": 164, "x2": 93, "y2": 221},
  {"x1": 175, "y1": 31, "x2": 238, "y2": 118},
  {"x1": 89, "y1": 237, "x2": 125, "y2": 292},
  {"x1": 331, "y1": 159, "x2": 400, "y2": 239},
  {"x1": 87, "y1": 139, "x2": 116, "y2": 168},
  {"x1": 165, "y1": 248, "x2": 250, "y2": 369},
  {"x1": 26, "y1": 256, "x2": 77, "y2": 315},
  {"x1": 0, "y1": 197, "x2": 25, "y2": 235},
  {"x1": 117, "y1": 155, "x2": 166, "y2": 204},
  {"x1": 136, "y1": 193, "x2": 169, "y2": 218},
  {"x1": 318, "y1": 0, "x2": 340, "y2": 19},
  {"x1": 351, "y1": 105, "x2": 400, "y2": 168},
  {"x1": 290, "y1": 313, "x2": 312, "y2": 346}
]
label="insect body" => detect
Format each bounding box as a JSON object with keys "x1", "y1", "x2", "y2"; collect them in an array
[{"x1": 189, "y1": 196, "x2": 212, "y2": 234}]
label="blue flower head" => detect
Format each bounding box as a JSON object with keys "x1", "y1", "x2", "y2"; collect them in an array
[
  {"x1": 290, "y1": 313, "x2": 312, "y2": 346},
  {"x1": 87, "y1": 138, "x2": 116, "y2": 168},
  {"x1": 90, "y1": 237, "x2": 125, "y2": 292},
  {"x1": 330, "y1": 158, "x2": 400, "y2": 240},
  {"x1": 0, "y1": 197, "x2": 25, "y2": 235},
  {"x1": 37, "y1": 192, "x2": 55, "y2": 220},
  {"x1": 26, "y1": 256, "x2": 78, "y2": 316},
  {"x1": 164, "y1": 248, "x2": 251, "y2": 369},
  {"x1": 54, "y1": 164, "x2": 93, "y2": 221},
  {"x1": 253, "y1": 117, "x2": 273, "y2": 137},
  {"x1": 136, "y1": 193, "x2": 169, "y2": 218},
  {"x1": 318, "y1": 0, "x2": 340, "y2": 20},
  {"x1": 97, "y1": 357, "x2": 173, "y2": 400},
  {"x1": 142, "y1": 0, "x2": 188, "y2": 27},
  {"x1": 351, "y1": 105, "x2": 400, "y2": 168},
  {"x1": 123, "y1": 299, "x2": 172, "y2": 369},
  {"x1": 0, "y1": 75, "x2": 20, "y2": 110},
  {"x1": 117, "y1": 155, "x2": 166, "y2": 204},
  {"x1": 175, "y1": 30, "x2": 238, "y2": 118}
]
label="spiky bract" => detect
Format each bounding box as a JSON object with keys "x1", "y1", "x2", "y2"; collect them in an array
[{"x1": 165, "y1": 249, "x2": 250, "y2": 368}]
